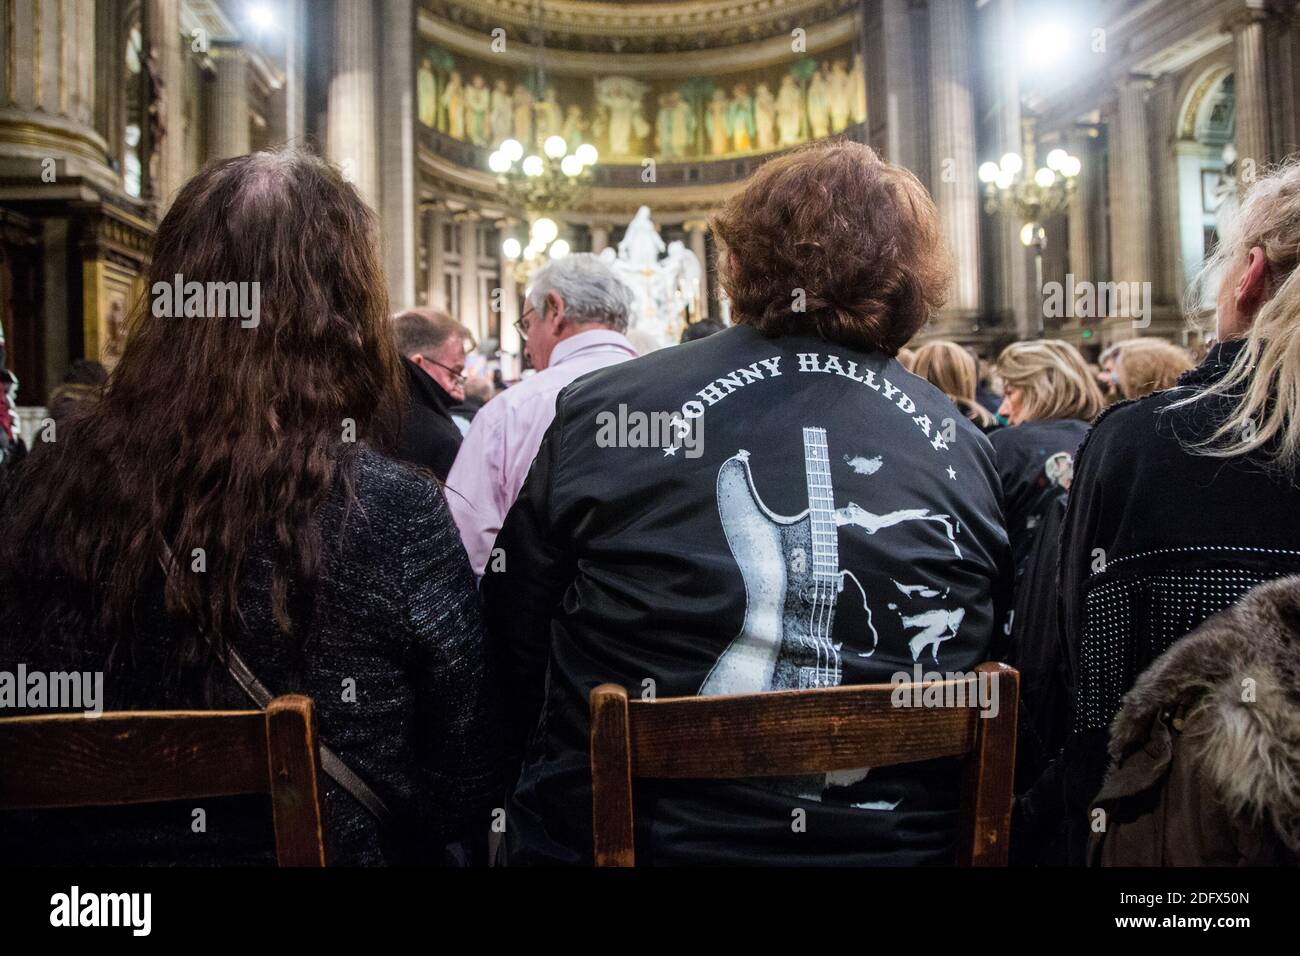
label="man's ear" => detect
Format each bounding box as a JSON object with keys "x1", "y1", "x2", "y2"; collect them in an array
[
  {"x1": 546, "y1": 291, "x2": 565, "y2": 327},
  {"x1": 1236, "y1": 245, "x2": 1270, "y2": 315}
]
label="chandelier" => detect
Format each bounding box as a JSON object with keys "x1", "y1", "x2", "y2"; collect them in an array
[
  {"x1": 489, "y1": 135, "x2": 597, "y2": 219},
  {"x1": 978, "y1": 147, "x2": 1082, "y2": 247}
]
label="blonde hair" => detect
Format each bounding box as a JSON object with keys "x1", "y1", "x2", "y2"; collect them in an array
[
  {"x1": 996, "y1": 339, "x2": 1105, "y2": 423},
  {"x1": 896, "y1": 347, "x2": 917, "y2": 372},
  {"x1": 1172, "y1": 159, "x2": 1300, "y2": 470},
  {"x1": 912, "y1": 341, "x2": 997, "y2": 428},
  {"x1": 1115, "y1": 339, "x2": 1194, "y2": 400}
]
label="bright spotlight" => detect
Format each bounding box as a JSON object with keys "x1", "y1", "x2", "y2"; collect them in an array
[
  {"x1": 548, "y1": 239, "x2": 571, "y2": 259},
  {"x1": 1034, "y1": 167, "x2": 1056, "y2": 188},
  {"x1": 575, "y1": 143, "x2": 598, "y2": 166},
  {"x1": 995, "y1": 170, "x2": 1015, "y2": 190},
  {"x1": 1025, "y1": 21, "x2": 1071, "y2": 71},
  {"x1": 502, "y1": 237, "x2": 522, "y2": 260},
  {"x1": 560, "y1": 155, "x2": 583, "y2": 177},
  {"x1": 1062, "y1": 155, "x2": 1082, "y2": 178},
  {"x1": 1020, "y1": 222, "x2": 1041, "y2": 247},
  {"x1": 488, "y1": 151, "x2": 511, "y2": 174},
  {"x1": 978, "y1": 161, "x2": 1001, "y2": 184},
  {"x1": 247, "y1": 3, "x2": 276, "y2": 31},
  {"x1": 521, "y1": 155, "x2": 544, "y2": 177},
  {"x1": 1000, "y1": 152, "x2": 1023, "y2": 175},
  {"x1": 1046, "y1": 148, "x2": 1068, "y2": 172},
  {"x1": 499, "y1": 139, "x2": 524, "y2": 162}
]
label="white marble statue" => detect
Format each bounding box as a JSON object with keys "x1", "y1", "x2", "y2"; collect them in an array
[{"x1": 594, "y1": 208, "x2": 698, "y2": 351}]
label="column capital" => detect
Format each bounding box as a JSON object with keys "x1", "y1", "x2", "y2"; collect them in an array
[
  {"x1": 1223, "y1": 0, "x2": 1282, "y2": 33},
  {"x1": 682, "y1": 218, "x2": 711, "y2": 233}
]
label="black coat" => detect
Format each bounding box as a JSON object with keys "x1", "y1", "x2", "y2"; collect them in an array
[
  {"x1": 989, "y1": 418, "x2": 1090, "y2": 581},
  {"x1": 396, "y1": 357, "x2": 463, "y2": 481},
  {"x1": 1021, "y1": 340, "x2": 1300, "y2": 864},
  {"x1": 0, "y1": 449, "x2": 501, "y2": 865},
  {"x1": 483, "y1": 324, "x2": 1013, "y2": 865}
]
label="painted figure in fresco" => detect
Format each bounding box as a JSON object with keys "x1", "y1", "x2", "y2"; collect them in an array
[
  {"x1": 776, "y1": 73, "x2": 804, "y2": 147},
  {"x1": 729, "y1": 84, "x2": 755, "y2": 152},
  {"x1": 441, "y1": 70, "x2": 465, "y2": 139},
  {"x1": 851, "y1": 52, "x2": 868, "y2": 123},
  {"x1": 708, "y1": 89, "x2": 730, "y2": 156},
  {"x1": 535, "y1": 87, "x2": 563, "y2": 146},
  {"x1": 829, "y1": 60, "x2": 852, "y2": 132},
  {"x1": 562, "y1": 104, "x2": 587, "y2": 151},
  {"x1": 754, "y1": 82, "x2": 777, "y2": 151},
  {"x1": 512, "y1": 83, "x2": 534, "y2": 147},
  {"x1": 490, "y1": 78, "x2": 513, "y2": 144},
  {"x1": 656, "y1": 94, "x2": 675, "y2": 158},
  {"x1": 417, "y1": 57, "x2": 437, "y2": 128},
  {"x1": 465, "y1": 75, "x2": 491, "y2": 146},
  {"x1": 669, "y1": 92, "x2": 694, "y2": 157},
  {"x1": 807, "y1": 65, "x2": 831, "y2": 139},
  {"x1": 596, "y1": 77, "x2": 650, "y2": 157}
]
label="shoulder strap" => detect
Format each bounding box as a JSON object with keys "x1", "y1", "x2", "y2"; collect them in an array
[{"x1": 225, "y1": 646, "x2": 392, "y2": 825}]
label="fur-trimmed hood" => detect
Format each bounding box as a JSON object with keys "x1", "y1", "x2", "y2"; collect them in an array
[{"x1": 1108, "y1": 575, "x2": 1300, "y2": 852}]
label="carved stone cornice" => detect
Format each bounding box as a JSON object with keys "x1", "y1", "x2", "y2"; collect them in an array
[{"x1": 420, "y1": 0, "x2": 859, "y2": 55}]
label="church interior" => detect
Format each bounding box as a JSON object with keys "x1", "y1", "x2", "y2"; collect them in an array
[{"x1": 2, "y1": 0, "x2": 1296, "y2": 424}]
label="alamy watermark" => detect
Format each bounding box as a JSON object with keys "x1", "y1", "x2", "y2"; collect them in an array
[
  {"x1": 595, "y1": 403, "x2": 704, "y2": 459},
  {"x1": 0, "y1": 664, "x2": 104, "y2": 715},
  {"x1": 890, "y1": 664, "x2": 999, "y2": 719},
  {"x1": 151, "y1": 274, "x2": 261, "y2": 328},
  {"x1": 1042, "y1": 274, "x2": 1152, "y2": 329}
]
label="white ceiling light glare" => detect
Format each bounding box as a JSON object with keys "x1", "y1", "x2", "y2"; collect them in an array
[
  {"x1": 522, "y1": 155, "x2": 544, "y2": 177},
  {"x1": 247, "y1": 3, "x2": 276, "y2": 31},
  {"x1": 499, "y1": 139, "x2": 525, "y2": 162},
  {"x1": 1024, "y1": 19, "x2": 1072, "y2": 72},
  {"x1": 544, "y1": 135, "x2": 568, "y2": 159}
]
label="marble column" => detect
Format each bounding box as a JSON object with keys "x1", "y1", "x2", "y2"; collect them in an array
[
  {"x1": 1111, "y1": 78, "x2": 1156, "y2": 293},
  {"x1": 425, "y1": 206, "x2": 447, "y2": 311},
  {"x1": 0, "y1": 0, "x2": 115, "y2": 189},
  {"x1": 1229, "y1": 3, "x2": 1274, "y2": 176},
  {"x1": 685, "y1": 220, "x2": 710, "y2": 319},
  {"x1": 496, "y1": 220, "x2": 521, "y2": 360},
  {"x1": 1066, "y1": 130, "x2": 1096, "y2": 289},
  {"x1": 590, "y1": 224, "x2": 610, "y2": 254},
  {"x1": 328, "y1": 0, "x2": 379, "y2": 208},
  {"x1": 207, "y1": 45, "x2": 250, "y2": 161},
  {"x1": 989, "y1": 0, "x2": 1033, "y2": 338},
  {"x1": 928, "y1": 0, "x2": 981, "y2": 323},
  {"x1": 458, "y1": 213, "x2": 481, "y2": 338},
  {"x1": 267, "y1": 0, "x2": 306, "y2": 146},
  {"x1": 379, "y1": 0, "x2": 417, "y2": 309},
  {"x1": 867, "y1": 0, "x2": 923, "y2": 174},
  {"x1": 144, "y1": 0, "x2": 184, "y2": 205},
  {"x1": 1149, "y1": 75, "x2": 1182, "y2": 307}
]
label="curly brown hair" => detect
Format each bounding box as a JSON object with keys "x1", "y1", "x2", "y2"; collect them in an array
[{"x1": 710, "y1": 140, "x2": 951, "y2": 354}]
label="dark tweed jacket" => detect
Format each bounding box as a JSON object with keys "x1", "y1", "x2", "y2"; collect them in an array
[{"x1": 0, "y1": 448, "x2": 501, "y2": 866}]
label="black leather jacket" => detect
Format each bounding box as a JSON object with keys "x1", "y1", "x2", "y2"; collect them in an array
[{"x1": 483, "y1": 324, "x2": 1012, "y2": 865}]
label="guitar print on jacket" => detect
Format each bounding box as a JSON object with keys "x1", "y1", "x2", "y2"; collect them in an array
[{"x1": 700, "y1": 426, "x2": 966, "y2": 698}]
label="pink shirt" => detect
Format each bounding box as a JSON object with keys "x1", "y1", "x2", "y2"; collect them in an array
[{"x1": 446, "y1": 329, "x2": 639, "y2": 573}]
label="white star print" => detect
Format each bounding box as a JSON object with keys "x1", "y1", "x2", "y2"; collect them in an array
[{"x1": 946, "y1": 466, "x2": 957, "y2": 480}]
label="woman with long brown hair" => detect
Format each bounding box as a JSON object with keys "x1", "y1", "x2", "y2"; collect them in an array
[{"x1": 0, "y1": 149, "x2": 499, "y2": 865}]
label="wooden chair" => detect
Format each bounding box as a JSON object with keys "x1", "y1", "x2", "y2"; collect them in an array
[
  {"x1": 0, "y1": 694, "x2": 326, "y2": 866},
  {"x1": 590, "y1": 661, "x2": 1019, "y2": 866}
]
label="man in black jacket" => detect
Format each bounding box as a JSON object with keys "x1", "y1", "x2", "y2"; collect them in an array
[
  {"x1": 393, "y1": 309, "x2": 472, "y2": 481},
  {"x1": 483, "y1": 142, "x2": 1013, "y2": 865}
]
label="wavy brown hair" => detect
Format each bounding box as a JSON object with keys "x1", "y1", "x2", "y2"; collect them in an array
[
  {"x1": 0, "y1": 148, "x2": 404, "y2": 672},
  {"x1": 710, "y1": 140, "x2": 951, "y2": 354}
]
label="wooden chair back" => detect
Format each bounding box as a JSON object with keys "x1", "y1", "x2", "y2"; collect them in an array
[
  {"x1": 0, "y1": 694, "x2": 326, "y2": 866},
  {"x1": 590, "y1": 661, "x2": 1018, "y2": 866}
]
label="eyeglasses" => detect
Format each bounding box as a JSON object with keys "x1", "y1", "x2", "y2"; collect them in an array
[
  {"x1": 421, "y1": 356, "x2": 467, "y2": 387},
  {"x1": 514, "y1": 306, "x2": 536, "y2": 342}
]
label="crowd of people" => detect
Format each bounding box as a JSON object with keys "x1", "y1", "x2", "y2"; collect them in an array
[{"x1": 1, "y1": 141, "x2": 1297, "y2": 866}]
